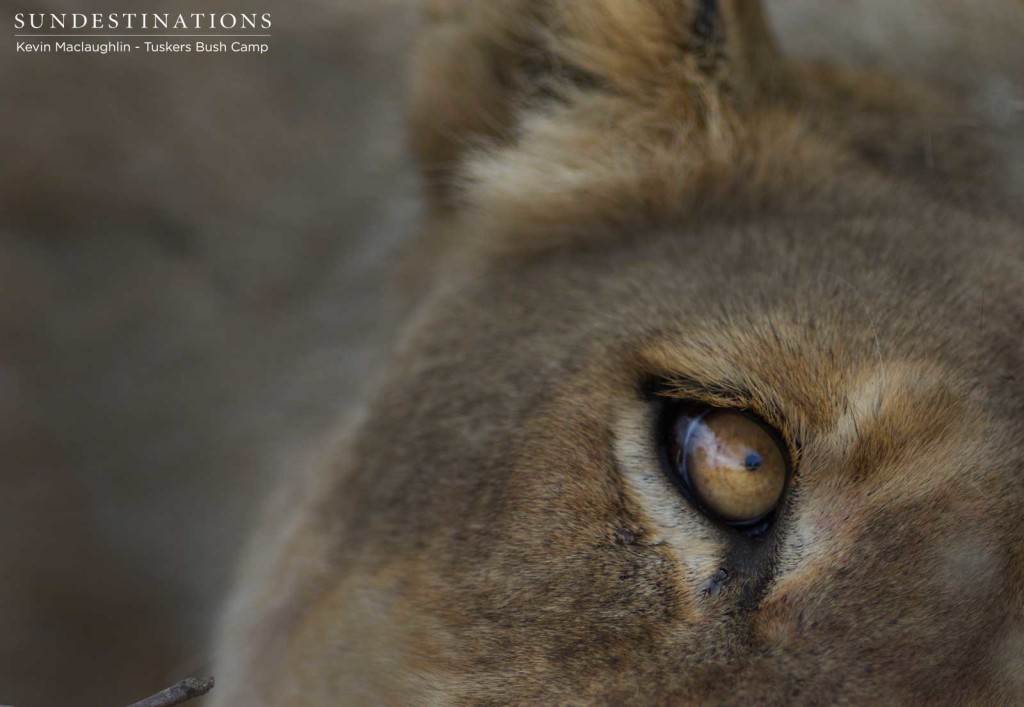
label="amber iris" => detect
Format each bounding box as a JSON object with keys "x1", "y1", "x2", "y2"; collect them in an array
[{"x1": 665, "y1": 407, "x2": 787, "y2": 525}]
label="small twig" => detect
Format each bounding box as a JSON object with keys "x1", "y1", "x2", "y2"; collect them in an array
[{"x1": 126, "y1": 677, "x2": 215, "y2": 707}]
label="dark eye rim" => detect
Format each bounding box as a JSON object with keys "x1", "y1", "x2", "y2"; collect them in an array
[{"x1": 655, "y1": 398, "x2": 793, "y2": 537}]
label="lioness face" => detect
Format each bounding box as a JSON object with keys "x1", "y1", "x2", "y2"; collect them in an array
[{"x1": 214, "y1": 1, "x2": 1024, "y2": 704}]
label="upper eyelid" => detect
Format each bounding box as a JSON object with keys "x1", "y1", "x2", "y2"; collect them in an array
[
  {"x1": 644, "y1": 374, "x2": 802, "y2": 470},
  {"x1": 657, "y1": 377, "x2": 750, "y2": 409}
]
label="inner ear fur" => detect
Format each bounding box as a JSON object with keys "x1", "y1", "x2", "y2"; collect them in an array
[{"x1": 409, "y1": 0, "x2": 795, "y2": 207}]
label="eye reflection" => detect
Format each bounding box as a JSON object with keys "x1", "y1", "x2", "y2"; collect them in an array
[{"x1": 663, "y1": 405, "x2": 788, "y2": 527}]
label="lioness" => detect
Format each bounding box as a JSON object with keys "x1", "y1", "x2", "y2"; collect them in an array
[{"x1": 213, "y1": 0, "x2": 1024, "y2": 703}]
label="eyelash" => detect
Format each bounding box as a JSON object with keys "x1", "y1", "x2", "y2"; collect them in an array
[{"x1": 645, "y1": 377, "x2": 799, "y2": 465}]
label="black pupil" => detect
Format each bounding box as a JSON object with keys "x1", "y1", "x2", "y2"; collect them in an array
[{"x1": 744, "y1": 452, "x2": 763, "y2": 472}]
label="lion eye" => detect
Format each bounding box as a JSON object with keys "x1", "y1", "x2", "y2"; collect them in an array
[{"x1": 661, "y1": 404, "x2": 788, "y2": 529}]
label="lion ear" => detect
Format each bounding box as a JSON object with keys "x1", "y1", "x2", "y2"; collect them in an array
[
  {"x1": 409, "y1": 0, "x2": 793, "y2": 207},
  {"x1": 408, "y1": 1, "x2": 535, "y2": 207},
  {"x1": 716, "y1": 1, "x2": 794, "y2": 97}
]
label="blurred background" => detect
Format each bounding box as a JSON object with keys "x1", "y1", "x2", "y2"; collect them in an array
[
  {"x1": 2, "y1": 1, "x2": 420, "y2": 704},
  {"x1": 1, "y1": 0, "x2": 1021, "y2": 705}
]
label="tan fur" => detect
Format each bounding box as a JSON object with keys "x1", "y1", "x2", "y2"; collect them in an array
[{"x1": 213, "y1": 1, "x2": 1024, "y2": 704}]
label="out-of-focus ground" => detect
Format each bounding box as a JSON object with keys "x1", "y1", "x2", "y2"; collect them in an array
[{"x1": 1, "y1": 1, "x2": 1021, "y2": 705}]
